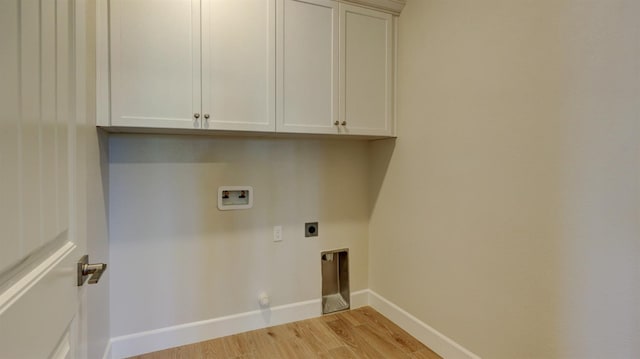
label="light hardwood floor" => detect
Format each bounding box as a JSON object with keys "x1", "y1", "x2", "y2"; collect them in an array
[{"x1": 129, "y1": 306, "x2": 442, "y2": 359}]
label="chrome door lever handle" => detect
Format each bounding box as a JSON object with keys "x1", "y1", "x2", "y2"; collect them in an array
[
  {"x1": 77, "y1": 255, "x2": 107, "y2": 286},
  {"x1": 84, "y1": 263, "x2": 107, "y2": 284}
]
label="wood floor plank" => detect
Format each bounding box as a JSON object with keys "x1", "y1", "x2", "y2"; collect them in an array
[
  {"x1": 245, "y1": 328, "x2": 279, "y2": 358},
  {"x1": 328, "y1": 346, "x2": 358, "y2": 359},
  {"x1": 326, "y1": 316, "x2": 384, "y2": 359},
  {"x1": 199, "y1": 337, "x2": 226, "y2": 358},
  {"x1": 321, "y1": 311, "x2": 341, "y2": 323},
  {"x1": 265, "y1": 320, "x2": 298, "y2": 341},
  {"x1": 292, "y1": 323, "x2": 332, "y2": 355},
  {"x1": 295, "y1": 318, "x2": 343, "y2": 352},
  {"x1": 273, "y1": 336, "x2": 316, "y2": 358},
  {"x1": 365, "y1": 317, "x2": 426, "y2": 354},
  {"x1": 174, "y1": 344, "x2": 199, "y2": 359},
  {"x1": 234, "y1": 331, "x2": 259, "y2": 354},
  {"x1": 341, "y1": 307, "x2": 371, "y2": 325},
  {"x1": 354, "y1": 324, "x2": 412, "y2": 358},
  {"x1": 129, "y1": 306, "x2": 442, "y2": 359},
  {"x1": 222, "y1": 335, "x2": 244, "y2": 357},
  {"x1": 357, "y1": 306, "x2": 428, "y2": 354},
  {"x1": 337, "y1": 310, "x2": 363, "y2": 327}
]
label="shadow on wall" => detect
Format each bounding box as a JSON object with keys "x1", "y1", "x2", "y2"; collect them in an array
[
  {"x1": 97, "y1": 129, "x2": 110, "y2": 232},
  {"x1": 368, "y1": 138, "x2": 396, "y2": 218},
  {"x1": 108, "y1": 133, "x2": 372, "y2": 228}
]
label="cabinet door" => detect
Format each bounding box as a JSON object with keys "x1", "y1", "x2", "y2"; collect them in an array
[
  {"x1": 201, "y1": 0, "x2": 276, "y2": 132},
  {"x1": 339, "y1": 4, "x2": 394, "y2": 136},
  {"x1": 277, "y1": 0, "x2": 339, "y2": 134},
  {"x1": 110, "y1": 0, "x2": 201, "y2": 129}
]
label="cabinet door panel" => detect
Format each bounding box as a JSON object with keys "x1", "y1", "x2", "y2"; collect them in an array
[
  {"x1": 202, "y1": 0, "x2": 275, "y2": 132},
  {"x1": 277, "y1": 0, "x2": 339, "y2": 134},
  {"x1": 110, "y1": 0, "x2": 201, "y2": 129},
  {"x1": 340, "y1": 4, "x2": 393, "y2": 136}
]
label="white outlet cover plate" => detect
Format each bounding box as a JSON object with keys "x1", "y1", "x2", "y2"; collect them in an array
[
  {"x1": 218, "y1": 186, "x2": 253, "y2": 210},
  {"x1": 273, "y1": 225, "x2": 282, "y2": 242}
]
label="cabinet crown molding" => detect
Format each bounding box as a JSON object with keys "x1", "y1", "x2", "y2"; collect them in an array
[{"x1": 339, "y1": 0, "x2": 406, "y2": 15}]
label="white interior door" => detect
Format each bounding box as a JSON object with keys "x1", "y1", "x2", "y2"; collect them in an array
[{"x1": 0, "y1": 0, "x2": 89, "y2": 357}]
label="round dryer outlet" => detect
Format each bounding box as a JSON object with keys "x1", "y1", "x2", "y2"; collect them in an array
[{"x1": 305, "y1": 222, "x2": 318, "y2": 237}]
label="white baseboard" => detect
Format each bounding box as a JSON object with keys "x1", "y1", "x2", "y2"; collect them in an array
[
  {"x1": 107, "y1": 289, "x2": 477, "y2": 359},
  {"x1": 349, "y1": 289, "x2": 370, "y2": 309},
  {"x1": 109, "y1": 290, "x2": 369, "y2": 359},
  {"x1": 368, "y1": 290, "x2": 481, "y2": 359}
]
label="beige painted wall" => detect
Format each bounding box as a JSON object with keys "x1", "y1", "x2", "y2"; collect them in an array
[
  {"x1": 370, "y1": 0, "x2": 640, "y2": 358},
  {"x1": 109, "y1": 135, "x2": 370, "y2": 336}
]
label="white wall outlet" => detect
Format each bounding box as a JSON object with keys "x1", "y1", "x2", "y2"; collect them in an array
[{"x1": 273, "y1": 225, "x2": 282, "y2": 242}]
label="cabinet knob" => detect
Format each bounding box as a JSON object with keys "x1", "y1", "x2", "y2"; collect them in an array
[
  {"x1": 334, "y1": 121, "x2": 339, "y2": 126},
  {"x1": 341, "y1": 121, "x2": 347, "y2": 126},
  {"x1": 204, "y1": 114, "x2": 210, "y2": 119},
  {"x1": 194, "y1": 113, "x2": 200, "y2": 119}
]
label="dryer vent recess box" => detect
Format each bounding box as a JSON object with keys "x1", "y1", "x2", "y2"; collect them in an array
[{"x1": 218, "y1": 186, "x2": 253, "y2": 210}]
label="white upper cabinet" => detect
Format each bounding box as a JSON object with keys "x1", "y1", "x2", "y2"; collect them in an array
[
  {"x1": 277, "y1": 0, "x2": 394, "y2": 136},
  {"x1": 339, "y1": 3, "x2": 394, "y2": 136},
  {"x1": 109, "y1": 0, "x2": 275, "y2": 131},
  {"x1": 105, "y1": 0, "x2": 396, "y2": 137},
  {"x1": 110, "y1": 0, "x2": 201, "y2": 129},
  {"x1": 201, "y1": 0, "x2": 275, "y2": 131},
  {"x1": 277, "y1": 0, "x2": 339, "y2": 135}
]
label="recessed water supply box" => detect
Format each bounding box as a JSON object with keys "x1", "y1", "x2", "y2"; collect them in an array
[
  {"x1": 217, "y1": 186, "x2": 253, "y2": 210},
  {"x1": 321, "y1": 249, "x2": 349, "y2": 314}
]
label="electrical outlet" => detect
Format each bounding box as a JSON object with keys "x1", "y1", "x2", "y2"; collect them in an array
[{"x1": 273, "y1": 225, "x2": 283, "y2": 242}]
